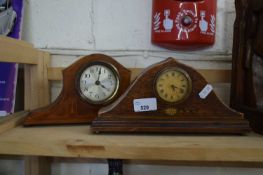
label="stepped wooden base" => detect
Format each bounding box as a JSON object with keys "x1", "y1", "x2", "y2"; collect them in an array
[{"x1": 92, "y1": 118, "x2": 250, "y2": 134}]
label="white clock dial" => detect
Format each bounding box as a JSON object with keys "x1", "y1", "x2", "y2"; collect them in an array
[{"x1": 78, "y1": 63, "x2": 119, "y2": 104}]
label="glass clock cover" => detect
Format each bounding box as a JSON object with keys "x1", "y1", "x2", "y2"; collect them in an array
[
  {"x1": 78, "y1": 62, "x2": 119, "y2": 104},
  {"x1": 155, "y1": 68, "x2": 192, "y2": 103}
]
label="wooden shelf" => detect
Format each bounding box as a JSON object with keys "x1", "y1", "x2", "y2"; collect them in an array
[
  {"x1": 1, "y1": 36, "x2": 263, "y2": 172},
  {"x1": 0, "y1": 113, "x2": 263, "y2": 165}
]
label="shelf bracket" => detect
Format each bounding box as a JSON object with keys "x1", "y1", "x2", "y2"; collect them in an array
[{"x1": 108, "y1": 159, "x2": 123, "y2": 175}]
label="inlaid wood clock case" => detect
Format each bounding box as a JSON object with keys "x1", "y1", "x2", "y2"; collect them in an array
[
  {"x1": 92, "y1": 58, "x2": 250, "y2": 134},
  {"x1": 24, "y1": 54, "x2": 131, "y2": 126}
]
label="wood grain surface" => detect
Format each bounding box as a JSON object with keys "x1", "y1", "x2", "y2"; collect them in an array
[
  {"x1": 23, "y1": 54, "x2": 131, "y2": 126},
  {"x1": 92, "y1": 58, "x2": 249, "y2": 134},
  {"x1": 0, "y1": 124, "x2": 262, "y2": 164}
]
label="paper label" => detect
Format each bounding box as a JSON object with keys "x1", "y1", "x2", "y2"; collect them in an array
[
  {"x1": 0, "y1": 111, "x2": 8, "y2": 117},
  {"x1": 199, "y1": 84, "x2": 213, "y2": 99},
  {"x1": 133, "y1": 98, "x2": 157, "y2": 112}
]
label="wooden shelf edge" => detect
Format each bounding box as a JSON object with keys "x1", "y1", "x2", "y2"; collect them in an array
[
  {"x1": 0, "y1": 36, "x2": 33, "y2": 48},
  {"x1": 0, "y1": 111, "x2": 29, "y2": 134},
  {"x1": 0, "y1": 36, "x2": 39, "y2": 64},
  {"x1": 0, "y1": 125, "x2": 262, "y2": 165}
]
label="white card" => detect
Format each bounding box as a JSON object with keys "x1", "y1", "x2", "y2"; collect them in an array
[
  {"x1": 0, "y1": 111, "x2": 8, "y2": 117},
  {"x1": 133, "y1": 98, "x2": 157, "y2": 112},
  {"x1": 199, "y1": 84, "x2": 213, "y2": 99}
]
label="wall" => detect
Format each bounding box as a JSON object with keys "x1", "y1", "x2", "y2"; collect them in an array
[
  {"x1": 1, "y1": 0, "x2": 263, "y2": 175},
  {"x1": 22, "y1": 0, "x2": 235, "y2": 103}
]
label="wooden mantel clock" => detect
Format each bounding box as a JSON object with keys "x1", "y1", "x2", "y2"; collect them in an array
[
  {"x1": 24, "y1": 54, "x2": 131, "y2": 126},
  {"x1": 91, "y1": 58, "x2": 250, "y2": 134}
]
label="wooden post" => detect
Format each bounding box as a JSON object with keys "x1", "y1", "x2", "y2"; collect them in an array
[
  {"x1": 25, "y1": 157, "x2": 52, "y2": 175},
  {"x1": 24, "y1": 51, "x2": 51, "y2": 175},
  {"x1": 0, "y1": 36, "x2": 52, "y2": 175},
  {"x1": 24, "y1": 51, "x2": 51, "y2": 110}
]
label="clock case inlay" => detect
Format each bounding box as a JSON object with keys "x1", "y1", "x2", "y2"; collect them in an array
[
  {"x1": 24, "y1": 54, "x2": 131, "y2": 126},
  {"x1": 91, "y1": 58, "x2": 250, "y2": 134}
]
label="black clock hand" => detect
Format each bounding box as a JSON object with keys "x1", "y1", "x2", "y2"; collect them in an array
[
  {"x1": 97, "y1": 68, "x2": 102, "y2": 81},
  {"x1": 170, "y1": 85, "x2": 178, "y2": 91},
  {"x1": 171, "y1": 85, "x2": 185, "y2": 93},
  {"x1": 101, "y1": 84, "x2": 110, "y2": 91},
  {"x1": 95, "y1": 68, "x2": 102, "y2": 86}
]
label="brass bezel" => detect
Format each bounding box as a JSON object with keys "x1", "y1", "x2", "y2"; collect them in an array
[
  {"x1": 76, "y1": 61, "x2": 120, "y2": 105},
  {"x1": 153, "y1": 67, "x2": 192, "y2": 104}
]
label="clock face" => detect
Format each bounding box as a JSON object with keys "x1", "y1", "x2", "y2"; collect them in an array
[
  {"x1": 77, "y1": 62, "x2": 120, "y2": 104},
  {"x1": 154, "y1": 68, "x2": 192, "y2": 103}
]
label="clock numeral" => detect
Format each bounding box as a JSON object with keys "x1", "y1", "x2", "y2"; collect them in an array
[
  {"x1": 108, "y1": 74, "x2": 112, "y2": 79},
  {"x1": 95, "y1": 94, "x2": 100, "y2": 99}
]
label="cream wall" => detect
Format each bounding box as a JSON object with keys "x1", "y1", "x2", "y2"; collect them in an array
[
  {"x1": 22, "y1": 0, "x2": 236, "y2": 103},
  {"x1": 1, "y1": 0, "x2": 263, "y2": 175}
]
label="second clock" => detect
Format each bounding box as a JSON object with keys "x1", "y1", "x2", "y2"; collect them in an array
[{"x1": 91, "y1": 58, "x2": 250, "y2": 134}]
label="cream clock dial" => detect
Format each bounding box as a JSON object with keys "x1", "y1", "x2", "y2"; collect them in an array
[
  {"x1": 77, "y1": 62, "x2": 119, "y2": 104},
  {"x1": 155, "y1": 68, "x2": 192, "y2": 103}
]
